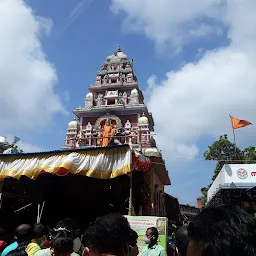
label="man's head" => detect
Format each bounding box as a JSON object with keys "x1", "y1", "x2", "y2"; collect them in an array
[
  {"x1": 32, "y1": 224, "x2": 48, "y2": 246},
  {"x1": 187, "y1": 205, "x2": 256, "y2": 256},
  {"x1": 175, "y1": 227, "x2": 189, "y2": 256},
  {"x1": 145, "y1": 227, "x2": 158, "y2": 247},
  {"x1": 82, "y1": 213, "x2": 131, "y2": 256},
  {"x1": 15, "y1": 224, "x2": 33, "y2": 244}
]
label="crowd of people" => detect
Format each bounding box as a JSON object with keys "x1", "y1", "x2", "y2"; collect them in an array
[{"x1": 0, "y1": 205, "x2": 255, "y2": 256}]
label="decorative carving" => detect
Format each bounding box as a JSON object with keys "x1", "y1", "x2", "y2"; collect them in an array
[
  {"x1": 150, "y1": 136, "x2": 156, "y2": 147},
  {"x1": 119, "y1": 73, "x2": 125, "y2": 83},
  {"x1": 96, "y1": 76, "x2": 102, "y2": 85},
  {"x1": 85, "y1": 93, "x2": 93, "y2": 109},
  {"x1": 106, "y1": 90, "x2": 118, "y2": 98},
  {"x1": 117, "y1": 92, "x2": 124, "y2": 104},
  {"x1": 125, "y1": 120, "x2": 131, "y2": 129},
  {"x1": 129, "y1": 89, "x2": 139, "y2": 105},
  {"x1": 127, "y1": 73, "x2": 134, "y2": 83},
  {"x1": 103, "y1": 74, "x2": 109, "y2": 84},
  {"x1": 95, "y1": 115, "x2": 122, "y2": 130},
  {"x1": 86, "y1": 122, "x2": 92, "y2": 131},
  {"x1": 123, "y1": 92, "x2": 127, "y2": 98},
  {"x1": 96, "y1": 93, "x2": 104, "y2": 106}
]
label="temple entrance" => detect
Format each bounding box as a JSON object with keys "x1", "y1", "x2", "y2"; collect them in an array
[
  {"x1": 0, "y1": 172, "x2": 145, "y2": 232},
  {"x1": 0, "y1": 174, "x2": 130, "y2": 231}
]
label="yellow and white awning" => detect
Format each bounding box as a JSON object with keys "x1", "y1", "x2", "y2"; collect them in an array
[{"x1": 0, "y1": 145, "x2": 132, "y2": 180}]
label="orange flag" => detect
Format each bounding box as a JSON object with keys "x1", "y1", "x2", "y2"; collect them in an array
[{"x1": 230, "y1": 115, "x2": 252, "y2": 129}]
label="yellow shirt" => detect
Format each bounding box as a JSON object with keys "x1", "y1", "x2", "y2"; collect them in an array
[{"x1": 26, "y1": 243, "x2": 41, "y2": 256}]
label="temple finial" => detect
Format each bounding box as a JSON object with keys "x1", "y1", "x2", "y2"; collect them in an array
[{"x1": 117, "y1": 46, "x2": 121, "y2": 52}]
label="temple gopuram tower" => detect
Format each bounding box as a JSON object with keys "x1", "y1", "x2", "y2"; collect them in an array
[{"x1": 64, "y1": 47, "x2": 170, "y2": 216}]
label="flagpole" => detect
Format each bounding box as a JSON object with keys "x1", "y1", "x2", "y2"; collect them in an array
[{"x1": 229, "y1": 114, "x2": 237, "y2": 152}]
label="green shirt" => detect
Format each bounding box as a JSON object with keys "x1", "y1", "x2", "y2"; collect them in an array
[{"x1": 140, "y1": 244, "x2": 167, "y2": 256}]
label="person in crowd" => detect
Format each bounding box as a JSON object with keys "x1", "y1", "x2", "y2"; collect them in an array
[
  {"x1": 127, "y1": 230, "x2": 139, "y2": 256},
  {"x1": 0, "y1": 228, "x2": 7, "y2": 254},
  {"x1": 56, "y1": 219, "x2": 82, "y2": 254},
  {"x1": 6, "y1": 248, "x2": 28, "y2": 256},
  {"x1": 2, "y1": 225, "x2": 33, "y2": 256},
  {"x1": 26, "y1": 224, "x2": 48, "y2": 256},
  {"x1": 82, "y1": 213, "x2": 131, "y2": 256},
  {"x1": 0, "y1": 242, "x2": 7, "y2": 255},
  {"x1": 141, "y1": 227, "x2": 167, "y2": 256},
  {"x1": 187, "y1": 204, "x2": 256, "y2": 256},
  {"x1": 34, "y1": 229, "x2": 79, "y2": 256},
  {"x1": 174, "y1": 227, "x2": 188, "y2": 256}
]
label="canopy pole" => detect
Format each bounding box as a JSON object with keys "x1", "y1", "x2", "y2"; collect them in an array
[
  {"x1": 39, "y1": 201, "x2": 45, "y2": 223},
  {"x1": 37, "y1": 204, "x2": 40, "y2": 223},
  {"x1": 0, "y1": 193, "x2": 2, "y2": 210},
  {"x1": 128, "y1": 170, "x2": 133, "y2": 216},
  {"x1": 14, "y1": 203, "x2": 32, "y2": 213}
]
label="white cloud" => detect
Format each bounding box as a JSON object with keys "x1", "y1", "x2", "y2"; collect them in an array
[
  {"x1": 0, "y1": 0, "x2": 66, "y2": 136},
  {"x1": 111, "y1": 0, "x2": 256, "y2": 163},
  {"x1": 111, "y1": 0, "x2": 225, "y2": 51},
  {"x1": 18, "y1": 141, "x2": 42, "y2": 153}
]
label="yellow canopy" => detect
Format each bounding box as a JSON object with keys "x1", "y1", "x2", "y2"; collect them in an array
[{"x1": 0, "y1": 145, "x2": 132, "y2": 180}]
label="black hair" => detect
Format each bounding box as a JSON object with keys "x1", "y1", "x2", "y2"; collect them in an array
[
  {"x1": 56, "y1": 218, "x2": 79, "y2": 239},
  {"x1": 128, "y1": 230, "x2": 138, "y2": 247},
  {"x1": 84, "y1": 213, "x2": 131, "y2": 254},
  {"x1": 6, "y1": 249, "x2": 28, "y2": 256},
  {"x1": 50, "y1": 229, "x2": 73, "y2": 253},
  {"x1": 0, "y1": 228, "x2": 5, "y2": 238},
  {"x1": 33, "y1": 224, "x2": 48, "y2": 239},
  {"x1": 0, "y1": 227, "x2": 8, "y2": 242},
  {"x1": 175, "y1": 227, "x2": 188, "y2": 256},
  {"x1": 82, "y1": 226, "x2": 96, "y2": 248},
  {"x1": 188, "y1": 205, "x2": 256, "y2": 256},
  {"x1": 147, "y1": 227, "x2": 159, "y2": 240},
  {"x1": 56, "y1": 218, "x2": 77, "y2": 231},
  {"x1": 15, "y1": 224, "x2": 33, "y2": 243}
]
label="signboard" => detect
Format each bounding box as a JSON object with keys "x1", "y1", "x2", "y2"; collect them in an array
[
  {"x1": 207, "y1": 164, "x2": 256, "y2": 202},
  {"x1": 125, "y1": 215, "x2": 167, "y2": 253}
]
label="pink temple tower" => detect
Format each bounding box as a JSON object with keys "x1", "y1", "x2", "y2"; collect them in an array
[
  {"x1": 64, "y1": 47, "x2": 171, "y2": 216},
  {"x1": 64, "y1": 47, "x2": 155, "y2": 153}
]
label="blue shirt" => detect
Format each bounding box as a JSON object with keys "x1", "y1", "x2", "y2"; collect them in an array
[{"x1": 1, "y1": 242, "x2": 18, "y2": 256}]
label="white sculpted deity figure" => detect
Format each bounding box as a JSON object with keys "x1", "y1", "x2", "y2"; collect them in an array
[
  {"x1": 120, "y1": 73, "x2": 125, "y2": 84},
  {"x1": 117, "y1": 92, "x2": 124, "y2": 104},
  {"x1": 103, "y1": 74, "x2": 109, "y2": 84},
  {"x1": 86, "y1": 122, "x2": 92, "y2": 131},
  {"x1": 96, "y1": 93, "x2": 104, "y2": 106},
  {"x1": 85, "y1": 93, "x2": 93, "y2": 109},
  {"x1": 129, "y1": 88, "x2": 139, "y2": 105},
  {"x1": 127, "y1": 73, "x2": 134, "y2": 83},
  {"x1": 125, "y1": 120, "x2": 131, "y2": 129}
]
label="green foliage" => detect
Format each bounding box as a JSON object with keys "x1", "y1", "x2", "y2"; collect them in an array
[{"x1": 201, "y1": 134, "x2": 256, "y2": 206}]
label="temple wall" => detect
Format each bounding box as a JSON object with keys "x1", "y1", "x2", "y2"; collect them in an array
[
  {"x1": 81, "y1": 114, "x2": 138, "y2": 129},
  {"x1": 152, "y1": 170, "x2": 166, "y2": 216}
]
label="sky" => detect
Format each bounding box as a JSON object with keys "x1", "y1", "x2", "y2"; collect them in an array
[{"x1": 1, "y1": 0, "x2": 256, "y2": 205}]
